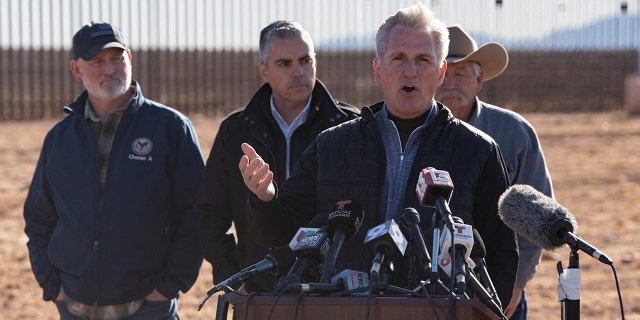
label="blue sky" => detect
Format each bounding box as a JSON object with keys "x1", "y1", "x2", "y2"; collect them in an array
[{"x1": 1, "y1": 0, "x2": 638, "y2": 50}]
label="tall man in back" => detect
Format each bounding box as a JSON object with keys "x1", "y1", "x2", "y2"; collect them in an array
[
  {"x1": 436, "y1": 25, "x2": 554, "y2": 319},
  {"x1": 195, "y1": 20, "x2": 359, "y2": 293}
]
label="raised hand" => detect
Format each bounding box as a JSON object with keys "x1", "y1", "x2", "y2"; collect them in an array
[{"x1": 239, "y1": 143, "x2": 276, "y2": 202}]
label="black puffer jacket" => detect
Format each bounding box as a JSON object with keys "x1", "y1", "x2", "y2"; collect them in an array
[
  {"x1": 248, "y1": 101, "x2": 518, "y2": 306},
  {"x1": 195, "y1": 80, "x2": 359, "y2": 292}
]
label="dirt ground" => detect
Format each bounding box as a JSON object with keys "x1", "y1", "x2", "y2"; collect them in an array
[{"x1": 1, "y1": 112, "x2": 639, "y2": 319}]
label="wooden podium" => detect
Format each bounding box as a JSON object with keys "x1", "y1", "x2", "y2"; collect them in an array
[{"x1": 228, "y1": 294, "x2": 500, "y2": 320}]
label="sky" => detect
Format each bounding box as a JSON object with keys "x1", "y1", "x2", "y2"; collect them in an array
[{"x1": 0, "y1": 0, "x2": 638, "y2": 50}]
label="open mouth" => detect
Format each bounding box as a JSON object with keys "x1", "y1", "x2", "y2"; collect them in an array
[{"x1": 402, "y1": 85, "x2": 416, "y2": 93}]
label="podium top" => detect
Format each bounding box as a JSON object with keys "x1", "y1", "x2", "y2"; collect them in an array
[{"x1": 228, "y1": 294, "x2": 500, "y2": 320}]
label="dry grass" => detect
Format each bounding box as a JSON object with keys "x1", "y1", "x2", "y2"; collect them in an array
[{"x1": 1, "y1": 112, "x2": 639, "y2": 319}]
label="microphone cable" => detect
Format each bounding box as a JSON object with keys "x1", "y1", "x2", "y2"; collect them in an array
[
  {"x1": 365, "y1": 282, "x2": 373, "y2": 320},
  {"x1": 413, "y1": 281, "x2": 443, "y2": 320},
  {"x1": 611, "y1": 263, "x2": 625, "y2": 320},
  {"x1": 241, "y1": 292, "x2": 259, "y2": 320},
  {"x1": 265, "y1": 288, "x2": 287, "y2": 320}
]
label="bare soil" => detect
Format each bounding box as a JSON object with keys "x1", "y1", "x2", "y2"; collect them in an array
[{"x1": 1, "y1": 112, "x2": 639, "y2": 319}]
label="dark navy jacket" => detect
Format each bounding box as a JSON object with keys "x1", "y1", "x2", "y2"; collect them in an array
[{"x1": 24, "y1": 81, "x2": 205, "y2": 305}]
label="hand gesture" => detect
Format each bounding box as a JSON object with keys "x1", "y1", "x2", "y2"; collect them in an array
[{"x1": 239, "y1": 143, "x2": 276, "y2": 202}]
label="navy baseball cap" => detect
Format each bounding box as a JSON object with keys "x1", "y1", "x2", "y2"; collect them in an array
[{"x1": 72, "y1": 21, "x2": 127, "y2": 60}]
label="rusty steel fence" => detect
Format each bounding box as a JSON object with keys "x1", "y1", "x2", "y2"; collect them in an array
[{"x1": 1, "y1": 0, "x2": 639, "y2": 120}]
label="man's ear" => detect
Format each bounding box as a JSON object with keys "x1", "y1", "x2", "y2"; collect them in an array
[
  {"x1": 258, "y1": 63, "x2": 269, "y2": 83},
  {"x1": 437, "y1": 60, "x2": 447, "y2": 85},
  {"x1": 127, "y1": 49, "x2": 133, "y2": 65},
  {"x1": 373, "y1": 58, "x2": 381, "y2": 84},
  {"x1": 476, "y1": 69, "x2": 484, "y2": 94},
  {"x1": 69, "y1": 60, "x2": 82, "y2": 81}
]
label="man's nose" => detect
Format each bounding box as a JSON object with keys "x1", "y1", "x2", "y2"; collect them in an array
[
  {"x1": 292, "y1": 63, "x2": 304, "y2": 77},
  {"x1": 442, "y1": 75, "x2": 456, "y2": 88}
]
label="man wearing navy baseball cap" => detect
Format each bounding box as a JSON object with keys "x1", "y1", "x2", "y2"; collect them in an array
[
  {"x1": 72, "y1": 21, "x2": 128, "y2": 60},
  {"x1": 24, "y1": 21, "x2": 204, "y2": 319}
]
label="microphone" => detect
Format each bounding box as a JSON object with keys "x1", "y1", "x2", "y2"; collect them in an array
[
  {"x1": 498, "y1": 184, "x2": 612, "y2": 265},
  {"x1": 286, "y1": 211, "x2": 330, "y2": 254},
  {"x1": 469, "y1": 228, "x2": 502, "y2": 309},
  {"x1": 308, "y1": 211, "x2": 330, "y2": 228},
  {"x1": 470, "y1": 228, "x2": 486, "y2": 259},
  {"x1": 319, "y1": 200, "x2": 364, "y2": 283},
  {"x1": 415, "y1": 167, "x2": 455, "y2": 232},
  {"x1": 283, "y1": 269, "x2": 370, "y2": 295},
  {"x1": 438, "y1": 217, "x2": 475, "y2": 294},
  {"x1": 331, "y1": 269, "x2": 370, "y2": 291},
  {"x1": 213, "y1": 246, "x2": 295, "y2": 292},
  {"x1": 288, "y1": 226, "x2": 324, "y2": 250},
  {"x1": 466, "y1": 271, "x2": 508, "y2": 320},
  {"x1": 400, "y1": 207, "x2": 432, "y2": 273},
  {"x1": 274, "y1": 227, "x2": 331, "y2": 294},
  {"x1": 198, "y1": 246, "x2": 295, "y2": 309},
  {"x1": 293, "y1": 229, "x2": 331, "y2": 263},
  {"x1": 435, "y1": 218, "x2": 506, "y2": 320},
  {"x1": 363, "y1": 219, "x2": 408, "y2": 288},
  {"x1": 283, "y1": 282, "x2": 344, "y2": 294}
]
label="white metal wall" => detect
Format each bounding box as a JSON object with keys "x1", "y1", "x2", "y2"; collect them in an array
[{"x1": 0, "y1": 0, "x2": 638, "y2": 51}]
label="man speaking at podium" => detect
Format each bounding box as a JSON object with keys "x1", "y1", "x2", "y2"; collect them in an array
[{"x1": 239, "y1": 4, "x2": 518, "y2": 308}]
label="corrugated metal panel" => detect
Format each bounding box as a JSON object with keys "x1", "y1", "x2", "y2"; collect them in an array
[{"x1": 0, "y1": 0, "x2": 638, "y2": 119}]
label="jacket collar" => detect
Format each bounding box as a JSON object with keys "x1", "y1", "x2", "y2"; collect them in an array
[
  {"x1": 361, "y1": 101, "x2": 384, "y2": 121},
  {"x1": 239, "y1": 79, "x2": 348, "y2": 129},
  {"x1": 362, "y1": 101, "x2": 454, "y2": 124},
  {"x1": 63, "y1": 80, "x2": 143, "y2": 116}
]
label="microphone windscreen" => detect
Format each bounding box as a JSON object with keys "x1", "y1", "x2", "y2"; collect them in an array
[
  {"x1": 309, "y1": 212, "x2": 330, "y2": 228},
  {"x1": 267, "y1": 246, "x2": 297, "y2": 275},
  {"x1": 399, "y1": 207, "x2": 419, "y2": 240},
  {"x1": 498, "y1": 184, "x2": 578, "y2": 250},
  {"x1": 400, "y1": 207, "x2": 420, "y2": 226},
  {"x1": 326, "y1": 200, "x2": 364, "y2": 238}
]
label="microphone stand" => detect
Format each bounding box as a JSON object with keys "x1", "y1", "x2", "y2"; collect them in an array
[
  {"x1": 418, "y1": 213, "x2": 452, "y2": 302},
  {"x1": 430, "y1": 211, "x2": 443, "y2": 288},
  {"x1": 370, "y1": 261, "x2": 416, "y2": 296},
  {"x1": 214, "y1": 291, "x2": 239, "y2": 320},
  {"x1": 407, "y1": 244, "x2": 417, "y2": 289},
  {"x1": 558, "y1": 248, "x2": 581, "y2": 320}
]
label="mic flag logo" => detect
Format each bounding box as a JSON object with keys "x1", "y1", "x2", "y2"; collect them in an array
[
  {"x1": 289, "y1": 228, "x2": 322, "y2": 250},
  {"x1": 364, "y1": 219, "x2": 408, "y2": 255},
  {"x1": 416, "y1": 167, "x2": 454, "y2": 206},
  {"x1": 330, "y1": 199, "x2": 363, "y2": 234},
  {"x1": 439, "y1": 255, "x2": 451, "y2": 267},
  {"x1": 438, "y1": 222, "x2": 475, "y2": 275},
  {"x1": 335, "y1": 199, "x2": 352, "y2": 210},
  {"x1": 429, "y1": 169, "x2": 452, "y2": 187}
]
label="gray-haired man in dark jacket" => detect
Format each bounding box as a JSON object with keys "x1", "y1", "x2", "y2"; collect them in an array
[{"x1": 239, "y1": 5, "x2": 518, "y2": 308}]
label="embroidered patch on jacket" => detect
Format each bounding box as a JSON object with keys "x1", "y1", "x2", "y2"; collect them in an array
[{"x1": 129, "y1": 137, "x2": 153, "y2": 161}]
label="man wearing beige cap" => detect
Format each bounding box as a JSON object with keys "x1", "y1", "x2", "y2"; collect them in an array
[
  {"x1": 436, "y1": 25, "x2": 554, "y2": 319},
  {"x1": 24, "y1": 21, "x2": 204, "y2": 319}
]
